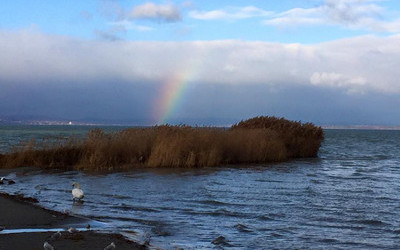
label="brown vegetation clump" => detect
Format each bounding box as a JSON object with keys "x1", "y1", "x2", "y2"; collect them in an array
[
  {"x1": 231, "y1": 116, "x2": 324, "y2": 158},
  {"x1": 0, "y1": 116, "x2": 324, "y2": 171}
]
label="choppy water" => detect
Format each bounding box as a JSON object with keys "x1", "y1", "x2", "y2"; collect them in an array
[{"x1": 1, "y1": 126, "x2": 400, "y2": 249}]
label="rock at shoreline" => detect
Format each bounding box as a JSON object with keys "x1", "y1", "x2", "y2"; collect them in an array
[{"x1": 212, "y1": 235, "x2": 233, "y2": 247}]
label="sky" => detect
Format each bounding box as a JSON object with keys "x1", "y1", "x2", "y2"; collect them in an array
[{"x1": 1, "y1": 0, "x2": 400, "y2": 125}]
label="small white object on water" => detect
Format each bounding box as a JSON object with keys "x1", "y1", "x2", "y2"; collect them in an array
[
  {"x1": 43, "y1": 241, "x2": 54, "y2": 250},
  {"x1": 104, "y1": 242, "x2": 116, "y2": 250},
  {"x1": 67, "y1": 227, "x2": 79, "y2": 233},
  {"x1": 72, "y1": 182, "x2": 84, "y2": 200}
]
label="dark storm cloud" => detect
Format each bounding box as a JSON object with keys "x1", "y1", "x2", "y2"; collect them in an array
[
  {"x1": 1, "y1": 78, "x2": 400, "y2": 126},
  {"x1": 0, "y1": 80, "x2": 158, "y2": 124}
]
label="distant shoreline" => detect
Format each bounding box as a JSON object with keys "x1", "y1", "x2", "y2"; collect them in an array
[
  {"x1": 1, "y1": 121, "x2": 400, "y2": 131},
  {"x1": 322, "y1": 125, "x2": 400, "y2": 130}
]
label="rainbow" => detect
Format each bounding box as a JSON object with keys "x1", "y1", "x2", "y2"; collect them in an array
[{"x1": 153, "y1": 61, "x2": 199, "y2": 124}]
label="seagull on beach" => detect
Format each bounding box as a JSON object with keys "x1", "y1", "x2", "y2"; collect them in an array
[
  {"x1": 104, "y1": 242, "x2": 116, "y2": 250},
  {"x1": 72, "y1": 182, "x2": 84, "y2": 201},
  {"x1": 43, "y1": 241, "x2": 54, "y2": 250}
]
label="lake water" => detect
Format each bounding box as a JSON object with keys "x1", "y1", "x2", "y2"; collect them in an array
[{"x1": 1, "y1": 126, "x2": 400, "y2": 249}]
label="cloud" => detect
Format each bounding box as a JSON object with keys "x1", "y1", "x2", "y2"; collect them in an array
[
  {"x1": 2, "y1": 29, "x2": 400, "y2": 124},
  {"x1": 129, "y1": 2, "x2": 182, "y2": 22},
  {"x1": 263, "y1": 7, "x2": 324, "y2": 26},
  {"x1": 94, "y1": 21, "x2": 153, "y2": 41},
  {"x1": 189, "y1": 6, "x2": 272, "y2": 20},
  {"x1": 324, "y1": 0, "x2": 383, "y2": 24},
  {"x1": 109, "y1": 21, "x2": 153, "y2": 32},
  {"x1": 263, "y1": 0, "x2": 400, "y2": 32},
  {"x1": 1, "y1": 29, "x2": 400, "y2": 95},
  {"x1": 94, "y1": 28, "x2": 123, "y2": 41},
  {"x1": 310, "y1": 72, "x2": 367, "y2": 94}
]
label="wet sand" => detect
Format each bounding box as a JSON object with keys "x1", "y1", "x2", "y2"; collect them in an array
[{"x1": 0, "y1": 193, "x2": 145, "y2": 249}]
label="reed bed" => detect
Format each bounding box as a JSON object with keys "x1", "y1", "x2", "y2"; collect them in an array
[{"x1": 0, "y1": 116, "x2": 324, "y2": 171}]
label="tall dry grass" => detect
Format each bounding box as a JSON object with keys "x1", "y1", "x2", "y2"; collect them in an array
[
  {"x1": 231, "y1": 116, "x2": 324, "y2": 158},
  {"x1": 0, "y1": 116, "x2": 324, "y2": 171}
]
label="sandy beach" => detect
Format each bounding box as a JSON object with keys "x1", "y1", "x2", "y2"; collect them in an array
[{"x1": 0, "y1": 193, "x2": 145, "y2": 250}]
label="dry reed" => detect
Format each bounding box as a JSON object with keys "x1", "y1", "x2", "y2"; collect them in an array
[{"x1": 0, "y1": 116, "x2": 324, "y2": 171}]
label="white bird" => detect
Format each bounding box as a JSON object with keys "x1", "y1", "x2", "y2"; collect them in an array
[
  {"x1": 67, "y1": 227, "x2": 79, "y2": 233},
  {"x1": 72, "y1": 182, "x2": 84, "y2": 200},
  {"x1": 0, "y1": 177, "x2": 14, "y2": 185},
  {"x1": 43, "y1": 241, "x2": 54, "y2": 250},
  {"x1": 104, "y1": 242, "x2": 116, "y2": 250}
]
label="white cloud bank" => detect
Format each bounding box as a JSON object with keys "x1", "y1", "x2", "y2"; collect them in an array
[
  {"x1": 1, "y1": 29, "x2": 400, "y2": 94},
  {"x1": 189, "y1": 6, "x2": 272, "y2": 20},
  {"x1": 263, "y1": 0, "x2": 400, "y2": 32}
]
